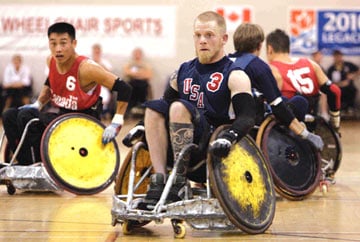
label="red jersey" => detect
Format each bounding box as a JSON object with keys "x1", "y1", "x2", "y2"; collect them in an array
[
  {"x1": 270, "y1": 58, "x2": 320, "y2": 99},
  {"x1": 48, "y1": 56, "x2": 101, "y2": 110}
]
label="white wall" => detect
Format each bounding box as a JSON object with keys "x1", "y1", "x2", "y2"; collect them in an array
[{"x1": 1, "y1": 0, "x2": 359, "y2": 101}]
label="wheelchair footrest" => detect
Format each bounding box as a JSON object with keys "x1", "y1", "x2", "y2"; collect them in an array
[
  {"x1": 111, "y1": 195, "x2": 237, "y2": 231},
  {"x1": 0, "y1": 164, "x2": 62, "y2": 192}
]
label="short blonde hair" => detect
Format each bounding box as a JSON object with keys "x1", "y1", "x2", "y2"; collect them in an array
[{"x1": 195, "y1": 11, "x2": 226, "y2": 33}]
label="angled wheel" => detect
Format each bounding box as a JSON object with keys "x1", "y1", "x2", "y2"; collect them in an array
[
  {"x1": 307, "y1": 116, "x2": 342, "y2": 176},
  {"x1": 256, "y1": 115, "x2": 321, "y2": 200},
  {"x1": 114, "y1": 141, "x2": 153, "y2": 228},
  {"x1": 114, "y1": 142, "x2": 153, "y2": 196},
  {"x1": 208, "y1": 125, "x2": 276, "y2": 234},
  {"x1": 41, "y1": 113, "x2": 120, "y2": 195}
]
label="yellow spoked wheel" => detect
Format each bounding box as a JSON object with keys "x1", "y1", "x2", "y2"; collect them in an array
[
  {"x1": 256, "y1": 116, "x2": 321, "y2": 200},
  {"x1": 41, "y1": 113, "x2": 120, "y2": 195},
  {"x1": 208, "y1": 125, "x2": 276, "y2": 234}
]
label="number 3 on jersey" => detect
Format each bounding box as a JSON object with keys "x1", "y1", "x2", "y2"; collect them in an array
[{"x1": 286, "y1": 67, "x2": 314, "y2": 94}]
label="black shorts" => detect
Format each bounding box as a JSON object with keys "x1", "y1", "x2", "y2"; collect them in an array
[{"x1": 143, "y1": 99, "x2": 213, "y2": 182}]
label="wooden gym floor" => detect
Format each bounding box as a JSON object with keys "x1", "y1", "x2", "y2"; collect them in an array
[{"x1": 1, "y1": 118, "x2": 360, "y2": 242}]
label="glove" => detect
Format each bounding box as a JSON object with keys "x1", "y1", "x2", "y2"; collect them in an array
[
  {"x1": 102, "y1": 114, "x2": 123, "y2": 144},
  {"x1": 122, "y1": 121, "x2": 145, "y2": 147},
  {"x1": 329, "y1": 110, "x2": 340, "y2": 131},
  {"x1": 18, "y1": 100, "x2": 41, "y2": 110},
  {"x1": 209, "y1": 129, "x2": 238, "y2": 158},
  {"x1": 300, "y1": 129, "x2": 324, "y2": 151}
]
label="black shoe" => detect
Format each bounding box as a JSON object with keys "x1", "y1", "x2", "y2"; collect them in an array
[
  {"x1": 137, "y1": 173, "x2": 165, "y2": 210},
  {"x1": 167, "y1": 174, "x2": 192, "y2": 204}
]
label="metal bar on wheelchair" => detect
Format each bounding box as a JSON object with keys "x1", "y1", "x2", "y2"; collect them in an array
[
  {"x1": 0, "y1": 130, "x2": 6, "y2": 165},
  {"x1": 0, "y1": 129, "x2": 5, "y2": 150},
  {"x1": 154, "y1": 143, "x2": 198, "y2": 213},
  {"x1": 187, "y1": 159, "x2": 205, "y2": 173},
  {"x1": 126, "y1": 141, "x2": 147, "y2": 207},
  {"x1": 206, "y1": 160, "x2": 212, "y2": 199},
  {"x1": 134, "y1": 165, "x2": 152, "y2": 192},
  {"x1": 9, "y1": 118, "x2": 40, "y2": 166}
]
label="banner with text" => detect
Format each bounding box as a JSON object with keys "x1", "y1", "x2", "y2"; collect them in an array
[
  {"x1": 0, "y1": 5, "x2": 176, "y2": 57},
  {"x1": 289, "y1": 8, "x2": 360, "y2": 55}
]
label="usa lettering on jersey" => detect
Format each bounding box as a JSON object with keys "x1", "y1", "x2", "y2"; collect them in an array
[{"x1": 182, "y1": 72, "x2": 224, "y2": 108}]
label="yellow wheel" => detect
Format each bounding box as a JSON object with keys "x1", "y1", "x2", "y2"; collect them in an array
[
  {"x1": 208, "y1": 125, "x2": 276, "y2": 234},
  {"x1": 41, "y1": 113, "x2": 120, "y2": 195},
  {"x1": 172, "y1": 220, "x2": 186, "y2": 239},
  {"x1": 122, "y1": 221, "x2": 132, "y2": 235}
]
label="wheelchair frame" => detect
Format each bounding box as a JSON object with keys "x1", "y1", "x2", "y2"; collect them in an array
[
  {"x1": 111, "y1": 125, "x2": 276, "y2": 238},
  {"x1": 0, "y1": 113, "x2": 120, "y2": 195}
]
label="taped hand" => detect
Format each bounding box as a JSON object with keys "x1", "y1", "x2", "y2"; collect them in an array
[
  {"x1": 300, "y1": 129, "x2": 324, "y2": 151},
  {"x1": 209, "y1": 129, "x2": 238, "y2": 158},
  {"x1": 102, "y1": 114, "x2": 124, "y2": 144}
]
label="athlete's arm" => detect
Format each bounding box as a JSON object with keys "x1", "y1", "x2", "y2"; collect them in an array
[{"x1": 269, "y1": 64, "x2": 284, "y2": 90}]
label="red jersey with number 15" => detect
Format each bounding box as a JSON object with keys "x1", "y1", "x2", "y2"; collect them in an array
[
  {"x1": 270, "y1": 58, "x2": 320, "y2": 99},
  {"x1": 48, "y1": 56, "x2": 101, "y2": 110}
]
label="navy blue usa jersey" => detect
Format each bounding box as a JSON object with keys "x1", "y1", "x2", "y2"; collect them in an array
[
  {"x1": 177, "y1": 56, "x2": 241, "y2": 126},
  {"x1": 229, "y1": 52, "x2": 282, "y2": 104}
]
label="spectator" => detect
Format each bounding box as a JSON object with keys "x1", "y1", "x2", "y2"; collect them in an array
[
  {"x1": 123, "y1": 47, "x2": 153, "y2": 117},
  {"x1": 91, "y1": 43, "x2": 115, "y2": 120},
  {"x1": 2, "y1": 54, "x2": 33, "y2": 112},
  {"x1": 327, "y1": 50, "x2": 359, "y2": 115}
]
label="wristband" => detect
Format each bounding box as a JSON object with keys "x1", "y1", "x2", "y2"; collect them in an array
[
  {"x1": 300, "y1": 128, "x2": 309, "y2": 139},
  {"x1": 111, "y1": 114, "x2": 124, "y2": 125},
  {"x1": 34, "y1": 100, "x2": 43, "y2": 109}
]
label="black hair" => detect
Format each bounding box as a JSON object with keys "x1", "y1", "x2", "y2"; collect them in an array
[
  {"x1": 266, "y1": 28, "x2": 290, "y2": 53},
  {"x1": 332, "y1": 49, "x2": 342, "y2": 56},
  {"x1": 47, "y1": 22, "x2": 76, "y2": 40}
]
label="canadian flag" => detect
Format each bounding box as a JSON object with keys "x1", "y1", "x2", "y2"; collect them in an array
[{"x1": 215, "y1": 6, "x2": 253, "y2": 32}]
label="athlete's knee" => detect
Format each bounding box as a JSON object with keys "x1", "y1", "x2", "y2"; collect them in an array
[
  {"x1": 287, "y1": 95, "x2": 309, "y2": 121},
  {"x1": 2, "y1": 107, "x2": 18, "y2": 125},
  {"x1": 144, "y1": 107, "x2": 165, "y2": 123},
  {"x1": 169, "y1": 101, "x2": 191, "y2": 121}
]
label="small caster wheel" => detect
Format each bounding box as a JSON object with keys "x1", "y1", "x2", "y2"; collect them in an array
[
  {"x1": 111, "y1": 217, "x2": 117, "y2": 226},
  {"x1": 172, "y1": 219, "x2": 186, "y2": 239},
  {"x1": 122, "y1": 221, "x2": 132, "y2": 235},
  {"x1": 7, "y1": 184, "x2": 15, "y2": 195},
  {"x1": 319, "y1": 181, "x2": 328, "y2": 195},
  {"x1": 321, "y1": 184, "x2": 328, "y2": 194}
]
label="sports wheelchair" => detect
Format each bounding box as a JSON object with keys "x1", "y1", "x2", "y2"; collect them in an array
[
  {"x1": 0, "y1": 113, "x2": 120, "y2": 195},
  {"x1": 251, "y1": 112, "x2": 341, "y2": 200},
  {"x1": 111, "y1": 124, "x2": 276, "y2": 238},
  {"x1": 303, "y1": 114, "x2": 342, "y2": 191}
]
